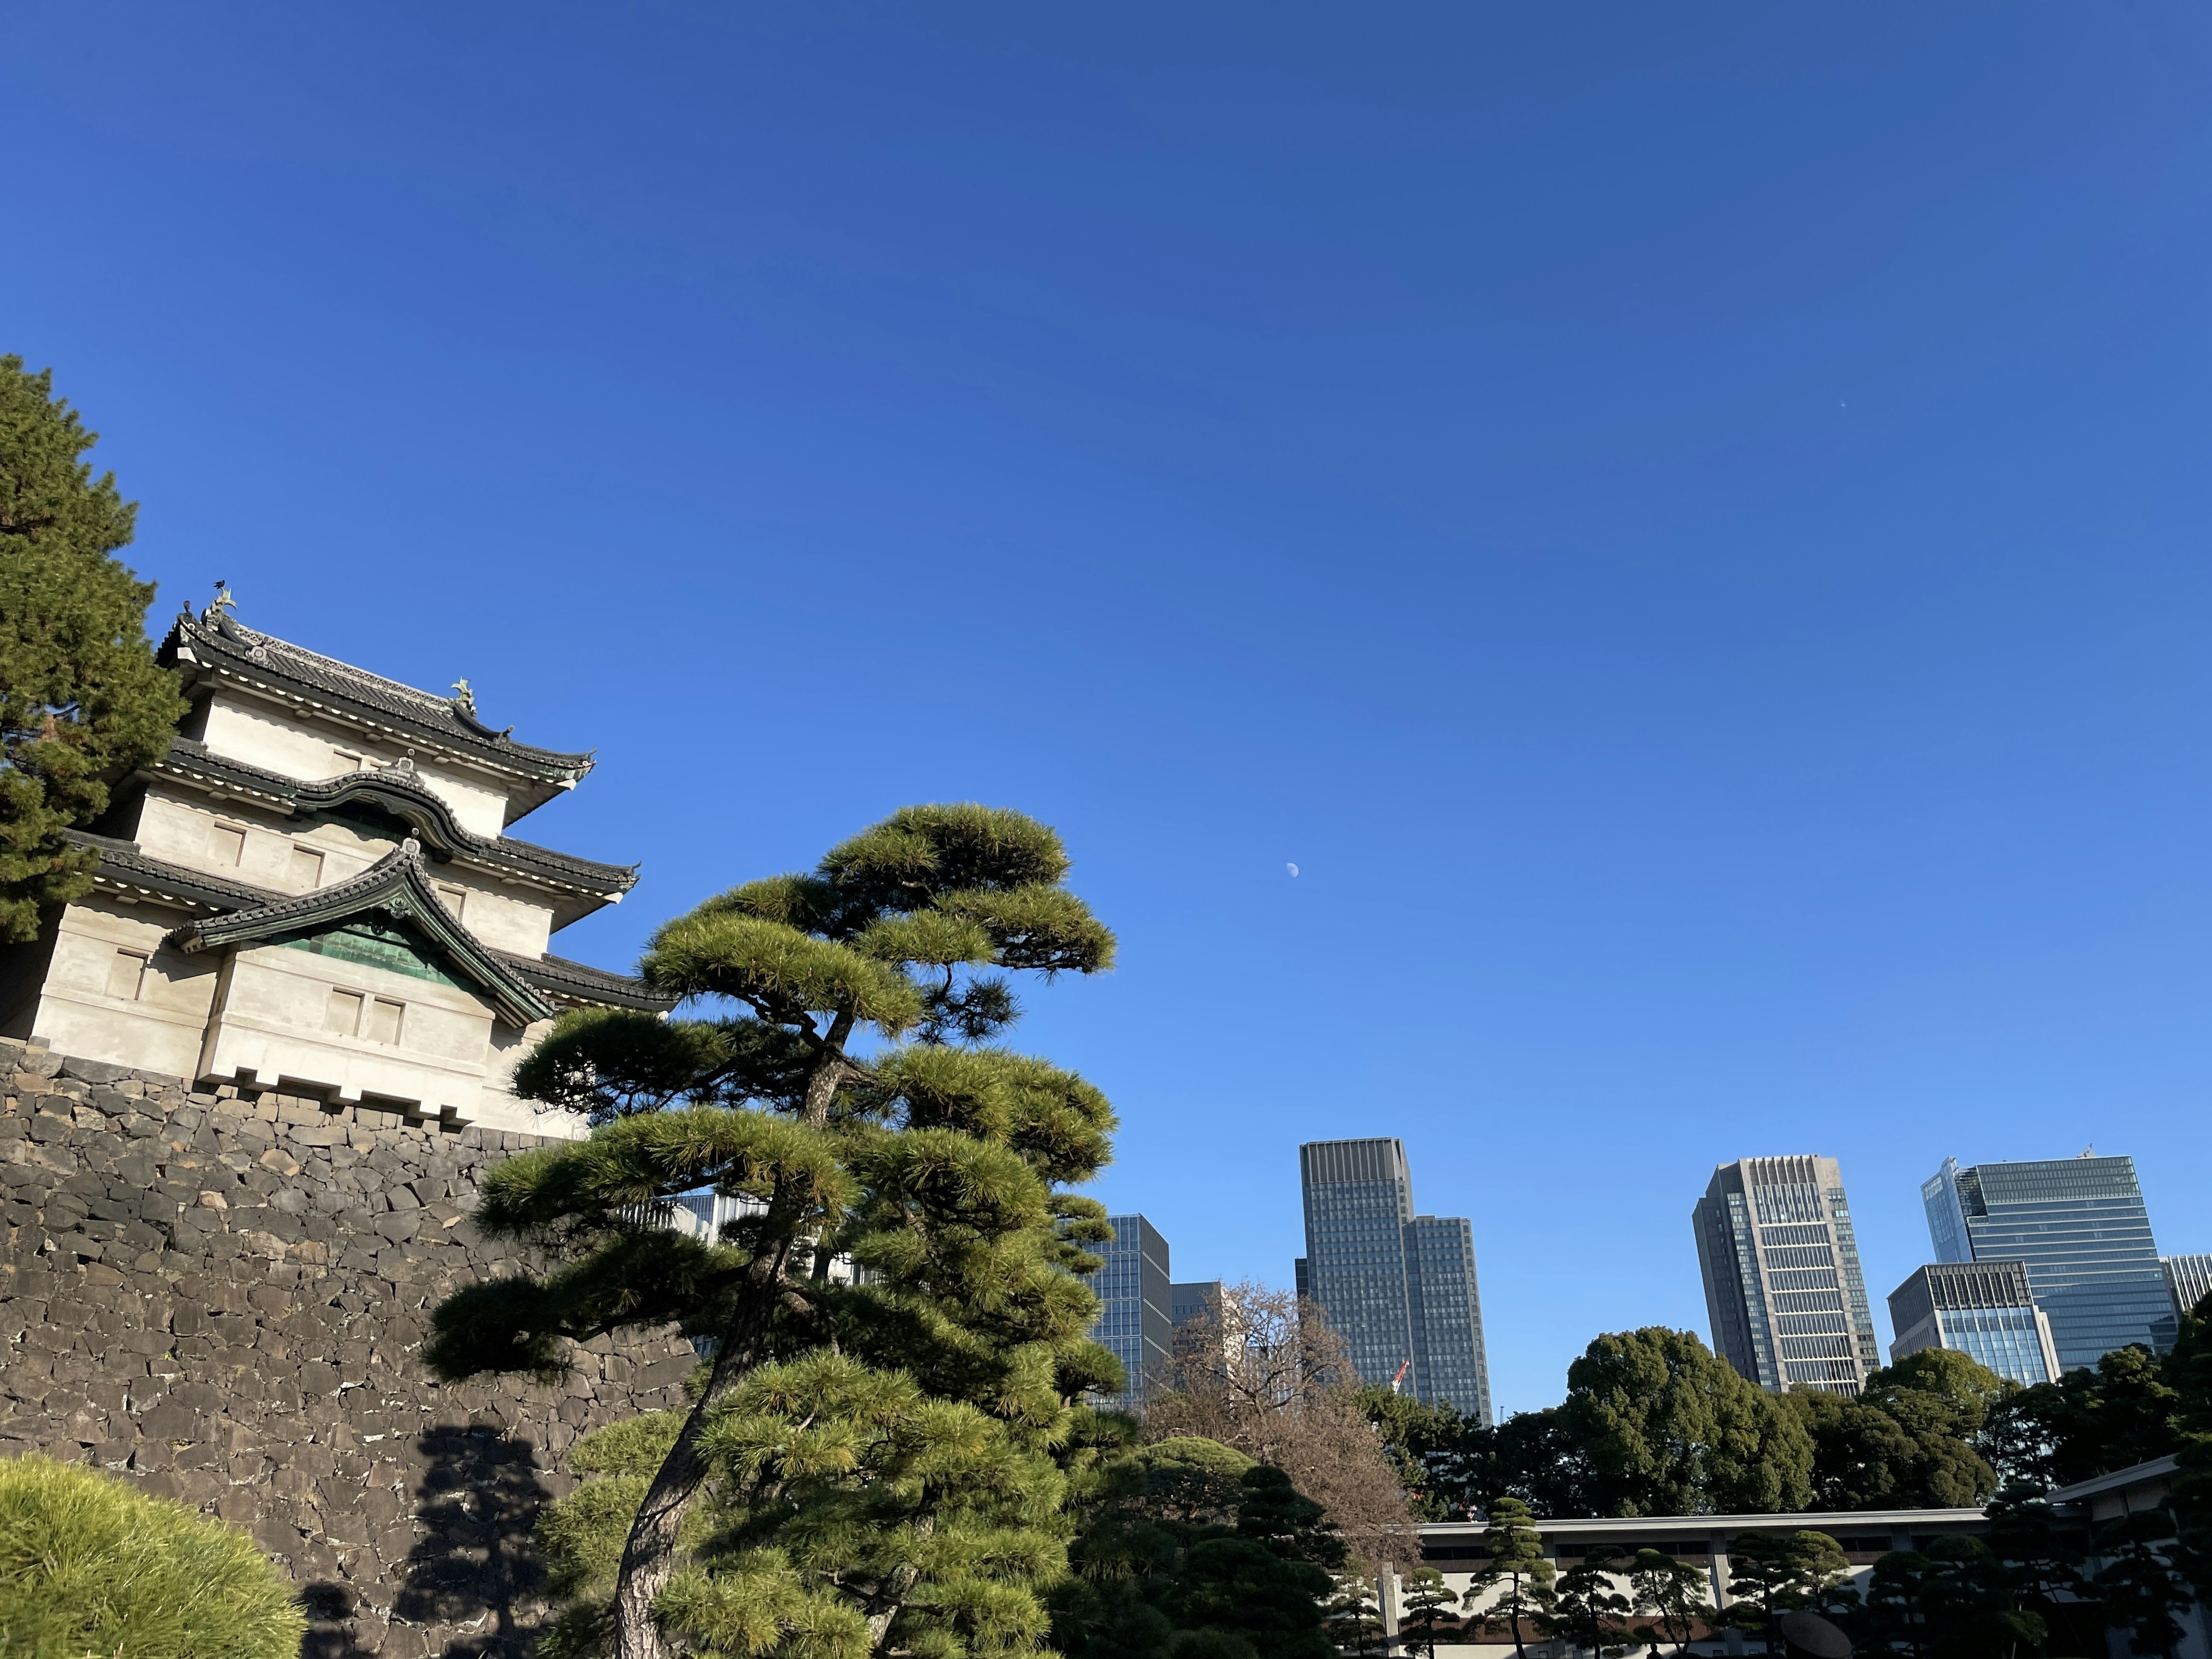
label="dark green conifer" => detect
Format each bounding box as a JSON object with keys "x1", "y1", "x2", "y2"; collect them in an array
[
  {"x1": 427, "y1": 806, "x2": 1118, "y2": 1659},
  {"x1": 0, "y1": 357, "x2": 183, "y2": 940}
]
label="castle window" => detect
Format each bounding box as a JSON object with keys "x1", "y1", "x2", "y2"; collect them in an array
[
  {"x1": 326, "y1": 988, "x2": 365, "y2": 1035},
  {"x1": 106, "y1": 949, "x2": 149, "y2": 1002},
  {"x1": 210, "y1": 823, "x2": 247, "y2": 865},
  {"x1": 434, "y1": 882, "x2": 467, "y2": 922},
  {"x1": 365, "y1": 998, "x2": 404, "y2": 1044},
  {"x1": 289, "y1": 845, "x2": 325, "y2": 889}
]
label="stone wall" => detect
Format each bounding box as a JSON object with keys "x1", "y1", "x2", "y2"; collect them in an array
[{"x1": 0, "y1": 1035, "x2": 695, "y2": 1657}]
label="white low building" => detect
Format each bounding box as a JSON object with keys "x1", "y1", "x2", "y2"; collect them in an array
[{"x1": 0, "y1": 594, "x2": 667, "y2": 1133}]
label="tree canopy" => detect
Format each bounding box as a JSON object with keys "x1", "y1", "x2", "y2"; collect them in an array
[
  {"x1": 0, "y1": 356, "x2": 183, "y2": 941},
  {"x1": 430, "y1": 805, "x2": 1120, "y2": 1659}
]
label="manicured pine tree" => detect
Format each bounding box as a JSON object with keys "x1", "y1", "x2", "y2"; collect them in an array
[
  {"x1": 2094, "y1": 1512, "x2": 2193, "y2": 1659},
  {"x1": 1724, "y1": 1531, "x2": 1846, "y2": 1657},
  {"x1": 1463, "y1": 1497, "x2": 1555, "y2": 1659},
  {"x1": 427, "y1": 806, "x2": 1118, "y2": 1659},
  {"x1": 1398, "y1": 1567, "x2": 1459, "y2": 1659},
  {"x1": 0, "y1": 356, "x2": 184, "y2": 940},
  {"x1": 1627, "y1": 1548, "x2": 1714, "y2": 1656},
  {"x1": 1544, "y1": 1547, "x2": 1634, "y2": 1658}
]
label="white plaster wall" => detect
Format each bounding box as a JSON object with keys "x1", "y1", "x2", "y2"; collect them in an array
[
  {"x1": 197, "y1": 691, "x2": 513, "y2": 837},
  {"x1": 200, "y1": 943, "x2": 495, "y2": 1118},
  {"x1": 440, "y1": 878, "x2": 552, "y2": 957},
  {"x1": 32, "y1": 900, "x2": 221, "y2": 1079}
]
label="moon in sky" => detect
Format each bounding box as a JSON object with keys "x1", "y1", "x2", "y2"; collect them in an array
[{"x1": 1286, "y1": 862, "x2": 1300, "y2": 877}]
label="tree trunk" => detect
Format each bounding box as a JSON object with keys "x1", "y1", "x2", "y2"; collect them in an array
[
  {"x1": 609, "y1": 1028, "x2": 852, "y2": 1659},
  {"x1": 611, "y1": 1244, "x2": 793, "y2": 1659}
]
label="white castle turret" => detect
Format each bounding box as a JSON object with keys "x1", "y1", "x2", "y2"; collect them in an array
[{"x1": 0, "y1": 596, "x2": 666, "y2": 1133}]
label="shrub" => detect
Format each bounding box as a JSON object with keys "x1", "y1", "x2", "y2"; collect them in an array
[{"x1": 0, "y1": 1453, "x2": 305, "y2": 1659}]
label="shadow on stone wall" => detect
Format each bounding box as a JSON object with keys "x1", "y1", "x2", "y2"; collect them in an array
[{"x1": 391, "y1": 1425, "x2": 555, "y2": 1658}]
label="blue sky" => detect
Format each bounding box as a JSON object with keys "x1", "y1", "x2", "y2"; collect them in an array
[{"x1": 6, "y1": 3, "x2": 2209, "y2": 1417}]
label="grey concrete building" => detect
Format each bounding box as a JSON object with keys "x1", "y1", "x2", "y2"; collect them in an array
[
  {"x1": 2165, "y1": 1255, "x2": 2212, "y2": 1325},
  {"x1": 1924, "y1": 1154, "x2": 2176, "y2": 1370},
  {"x1": 1693, "y1": 1155, "x2": 1881, "y2": 1395},
  {"x1": 1888, "y1": 1260, "x2": 2061, "y2": 1386},
  {"x1": 1296, "y1": 1138, "x2": 1492, "y2": 1422}
]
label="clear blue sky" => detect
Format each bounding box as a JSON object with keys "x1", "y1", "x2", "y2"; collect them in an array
[{"x1": 6, "y1": 4, "x2": 2209, "y2": 1418}]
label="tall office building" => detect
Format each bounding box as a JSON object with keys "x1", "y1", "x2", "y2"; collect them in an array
[
  {"x1": 1888, "y1": 1261, "x2": 2061, "y2": 1386},
  {"x1": 1086, "y1": 1214, "x2": 1172, "y2": 1413},
  {"x1": 2163, "y1": 1256, "x2": 2212, "y2": 1326},
  {"x1": 1297, "y1": 1138, "x2": 1493, "y2": 1422},
  {"x1": 1171, "y1": 1281, "x2": 1224, "y2": 1329},
  {"x1": 1692, "y1": 1156, "x2": 1881, "y2": 1395},
  {"x1": 1923, "y1": 1155, "x2": 2175, "y2": 1371}
]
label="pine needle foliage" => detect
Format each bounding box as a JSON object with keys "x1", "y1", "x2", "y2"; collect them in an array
[
  {"x1": 0, "y1": 1452, "x2": 305, "y2": 1659},
  {"x1": 0, "y1": 357, "x2": 184, "y2": 941},
  {"x1": 429, "y1": 806, "x2": 1120, "y2": 1659}
]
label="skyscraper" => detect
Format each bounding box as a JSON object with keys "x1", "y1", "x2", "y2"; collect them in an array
[
  {"x1": 1922, "y1": 1155, "x2": 2175, "y2": 1372},
  {"x1": 2165, "y1": 1256, "x2": 2212, "y2": 1325},
  {"x1": 1888, "y1": 1261, "x2": 2061, "y2": 1386},
  {"x1": 1087, "y1": 1214, "x2": 1172, "y2": 1413},
  {"x1": 1692, "y1": 1156, "x2": 1881, "y2": 1395},
  {"x1": 1297, "y1": 1138, "x2": 1492, "y2": 1422}
]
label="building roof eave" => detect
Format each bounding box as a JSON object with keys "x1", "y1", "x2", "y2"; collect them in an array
[
  {"x1": 165, "y1": 839, "x2": 558, "y2": 1028},
  {"x1": 147, "y1": 739, "x2": 640, "y2": 899}
]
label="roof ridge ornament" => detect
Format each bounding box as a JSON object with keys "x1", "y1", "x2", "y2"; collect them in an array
[
  {"x1": 200, "y1": 580, "x2": 237, "y2": 627},
  {"x1": 450, "y1": 677, "x2": 477, "y2": 716}
]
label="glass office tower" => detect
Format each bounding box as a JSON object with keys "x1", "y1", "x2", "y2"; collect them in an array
[
  {"x1": 1297, "y1": 1138, "x2": 1493, "y2": 1422},
  {"x1": 1693, "y1": 1156, "x2": 1883, "y2": 1395},
  {"x1": 1922, "y1": 1155, "x2": 2175, "y2": 1372},
  {"x1": 1086, "y1": 1214, "x2": 1173, "y2": 1412},
  {"x1": 1888, "y1": 1261, "x2": 2061, "y2": 1385}
]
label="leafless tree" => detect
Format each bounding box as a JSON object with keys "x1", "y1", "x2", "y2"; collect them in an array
[{"x1": 1145, "y1": 1279, "x2": 1419, "y2": 1572}]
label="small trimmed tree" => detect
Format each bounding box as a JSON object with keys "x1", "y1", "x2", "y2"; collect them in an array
[
  {"x1": 1399, "y1": 1567, "x2": 1459, "y2": 1659},
  {"x1": 1463, "y1": 1496, "x2": 1555, "y2": 1659},
  {"x1": 1544, "y1": 1547, "x2": 1634, "y2": 1658},
  {"x1": 428, "y1": 806, "x2": 1118, "y2": 1659},
  {"x1": 1725, "y1": 1531, "x2": 1845, "y2": 1656},
  {"x1": 0, "y1": 1452, "x2": 305, "y2": 1658},
  {"x1": 0, "y1": 357, "x2": 184, "y2": 941},
  {"x1": 1627, "y1": 1548, "x2": 1713, "y2": 1656}
]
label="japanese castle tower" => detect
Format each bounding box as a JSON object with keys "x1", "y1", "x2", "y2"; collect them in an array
[{"x1": 0, "y1": 595, "x2": 666, "y2": 1134}]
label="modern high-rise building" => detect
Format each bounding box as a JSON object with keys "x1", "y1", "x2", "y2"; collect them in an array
[
  {"x1": 1922, "y1": 1155, "x2": 2175, "y2": 1372},
  {"x1": 1086, "y1": 1214, "x2": 1172, "y2": 1413},
  {"x1": 1296, "y1": 1138, "x2": 1492, "y2": 1422},
  {"x1": 2164, "y1": 1256, "x2": 2212, "y2": 1327},
  {"x1": 1171, "y1": 1281, "x2": 1224, "y2": 1329},
  {"x1": 1692, "y1": 1156, "x2": 1881, "y2": 1395},
  {"x1": 1888, "y1": 1261, "x2": 2061, "y2": 1387}
]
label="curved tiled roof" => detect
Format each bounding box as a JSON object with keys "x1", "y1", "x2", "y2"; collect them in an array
[
  {"x1": 150, "y1": 740, "x2": 638, "y2": 901},
  {"x1": 169, "y1": 839, "x2": 558, "y2": 1028},
  {"x1": 161, "y1": 607, "x2": 594, "y2": 789},
  {"x1": 62, "y1": 831, "x2": 662, "y2": 1014},
  {"x1": 494, "y1": 950, "x2": 676, "y2": 1013}
]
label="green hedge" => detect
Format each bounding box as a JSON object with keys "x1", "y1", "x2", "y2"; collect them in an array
[{"x1": 0, "y1": 1453, "x2": 305, "y2": 1659}]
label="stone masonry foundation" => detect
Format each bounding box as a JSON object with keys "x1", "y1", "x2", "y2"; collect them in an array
[{"x1": 0, "y1": 1035, "x2": 695, "y2": 1657}]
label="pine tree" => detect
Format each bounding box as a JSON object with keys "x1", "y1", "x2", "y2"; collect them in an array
[
  {"x1": 1463, "y1": 1497, "x2": 1555, "y2": 1659},
  {"x1": 1543, "y1": 1547, "x2": 1634, "y2": 1658},
  {"x1": 1398, "y1": 1567, "x2": 1459, "y2": 1659},
  {"x1": 1627, "y1": 1549, "x2": 1713, "y2": 1656},
  {"x1": 0, "y1": 357, "x2": 184, "y2": 941},
  {"x1": 427, "y1": 806, "x2": 1118, "y2": 1659}
]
